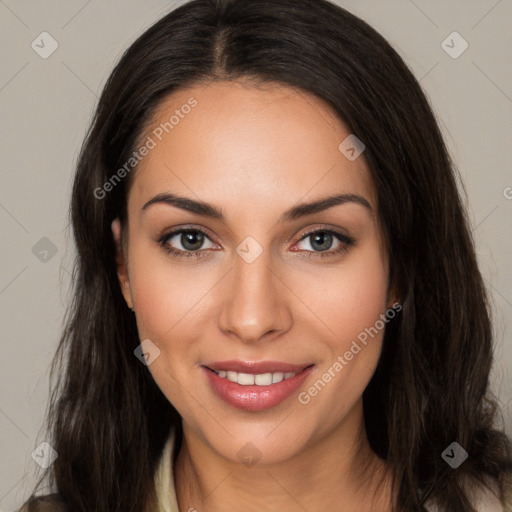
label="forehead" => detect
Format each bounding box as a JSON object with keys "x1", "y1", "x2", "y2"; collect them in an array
[{"x1": 129, "y1": 80, "x2": 376, "y2": 214}]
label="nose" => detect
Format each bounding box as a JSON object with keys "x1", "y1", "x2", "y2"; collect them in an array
[{"x1": 218, "y1": 249, "x2": 292, "y2": 344}]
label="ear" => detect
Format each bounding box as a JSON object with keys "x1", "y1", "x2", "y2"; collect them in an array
[{"x1": 111, "y1": 218, "x2": 134, "y2": 310}]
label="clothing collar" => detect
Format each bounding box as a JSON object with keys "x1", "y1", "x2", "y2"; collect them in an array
[{"x1": 154, "y1": 427, "x2": 180, "y2": 512}]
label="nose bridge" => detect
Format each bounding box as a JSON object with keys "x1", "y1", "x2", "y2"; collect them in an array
[{"x1": 218, "y1": 246, "x2": 290, "y2": 343}]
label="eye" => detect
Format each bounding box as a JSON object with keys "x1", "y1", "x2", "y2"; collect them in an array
[
  {"x1": 157, "y1": 226, "x2": 354, "y2": 259},
  {"x1": 293, "y1": 228, "x2": 354, "y2": 258},
  {"x1": 157, "y1": 228, "x2": 218, "y2": 259}
]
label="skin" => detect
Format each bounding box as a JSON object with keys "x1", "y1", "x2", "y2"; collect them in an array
[{"x1": 112, "y1": 80, "x2": 397, "y2": 511}]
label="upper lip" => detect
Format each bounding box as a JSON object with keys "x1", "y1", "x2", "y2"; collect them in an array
[{"x1": 203, "y1": 360, "x2": 313, "y2": 374}]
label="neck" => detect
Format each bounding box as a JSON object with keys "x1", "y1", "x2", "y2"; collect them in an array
[{"x1": 174, "y1": 401, "x2": 394, "y2": 512}]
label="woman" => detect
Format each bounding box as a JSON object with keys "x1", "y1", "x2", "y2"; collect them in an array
[{"x1": 19, "y1": 0, "x2": 512, "y2": 510}]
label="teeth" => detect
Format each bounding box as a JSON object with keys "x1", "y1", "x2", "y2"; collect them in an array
[
  {"x1": 255, "y1": 373, "x2": 272, "y2": 385},
  {"x1": 237, "y1": 373, "x2": 255, "y2": 385},
  {"x1": 215, "y1": 370, "x2": 297, "y2": 386},
  {"x1": 272, "y1": 372, "x2": 284, "y2": 383}
]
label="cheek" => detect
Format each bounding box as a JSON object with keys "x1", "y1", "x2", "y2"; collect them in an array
[
  {"x1": 128, "y1": 257, "x2": 209, "y2": 411},
  {"x1": 127, "y1": 249, "x2": 222, "y2": 411},
  {"x1": 300, "y1": 244, "x2": 389, "y2": 406},
  {"x1": 129, "y1": 245, "x2": 210, "y2": 344},
  {"x1": 306, "y1": 244, "x2": 389, "y2": 347}
]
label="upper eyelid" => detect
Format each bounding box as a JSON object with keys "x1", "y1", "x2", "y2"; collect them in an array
[{"x1": 299, "y1": 225, "x2": 351, "y2": 239}]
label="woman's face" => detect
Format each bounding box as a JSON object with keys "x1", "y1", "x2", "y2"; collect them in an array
[{"x1": 113, "y1": 80, "x2": 393, "y2": 464}]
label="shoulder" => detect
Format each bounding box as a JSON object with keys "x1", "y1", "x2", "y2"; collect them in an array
[
  {"x1": 424, "y1": 479, "x2": 506, "y2": 512},
  {"x1": 467, "y1": 479, "x2": 507, "y2": 512},
  {"x1": 17, "y1": 494, "x2": 68, "y2": 512}
]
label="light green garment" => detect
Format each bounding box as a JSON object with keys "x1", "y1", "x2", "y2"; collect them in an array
[{"x1": 154, "y1": 428, "x2": 180, "y2": 512}]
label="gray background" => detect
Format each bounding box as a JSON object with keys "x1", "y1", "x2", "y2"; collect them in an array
[{"x1": 0, "y1": 0, "x2": 511, "y2": 510}]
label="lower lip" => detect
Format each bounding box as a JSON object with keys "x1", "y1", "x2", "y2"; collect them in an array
[{"x1": 202, "y1": 366, "x2": 314, "y2": 412}]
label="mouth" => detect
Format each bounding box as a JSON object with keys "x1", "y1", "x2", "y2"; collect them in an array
[{"x1": 201, "y1": 360, "x2": 315, "y2": 411}]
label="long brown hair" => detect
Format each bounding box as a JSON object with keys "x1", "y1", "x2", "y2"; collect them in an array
[{"x1": 19, "y1": 0, "x2": 512, "y2": 510}]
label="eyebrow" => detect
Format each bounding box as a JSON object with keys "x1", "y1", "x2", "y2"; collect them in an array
[{"x1": 141, "y1": 192, "x2": 372, "y2": 223}]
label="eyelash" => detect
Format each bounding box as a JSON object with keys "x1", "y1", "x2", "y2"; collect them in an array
[{"x1": 157, "y1": 226, "x2": 355, "y2": 260}]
